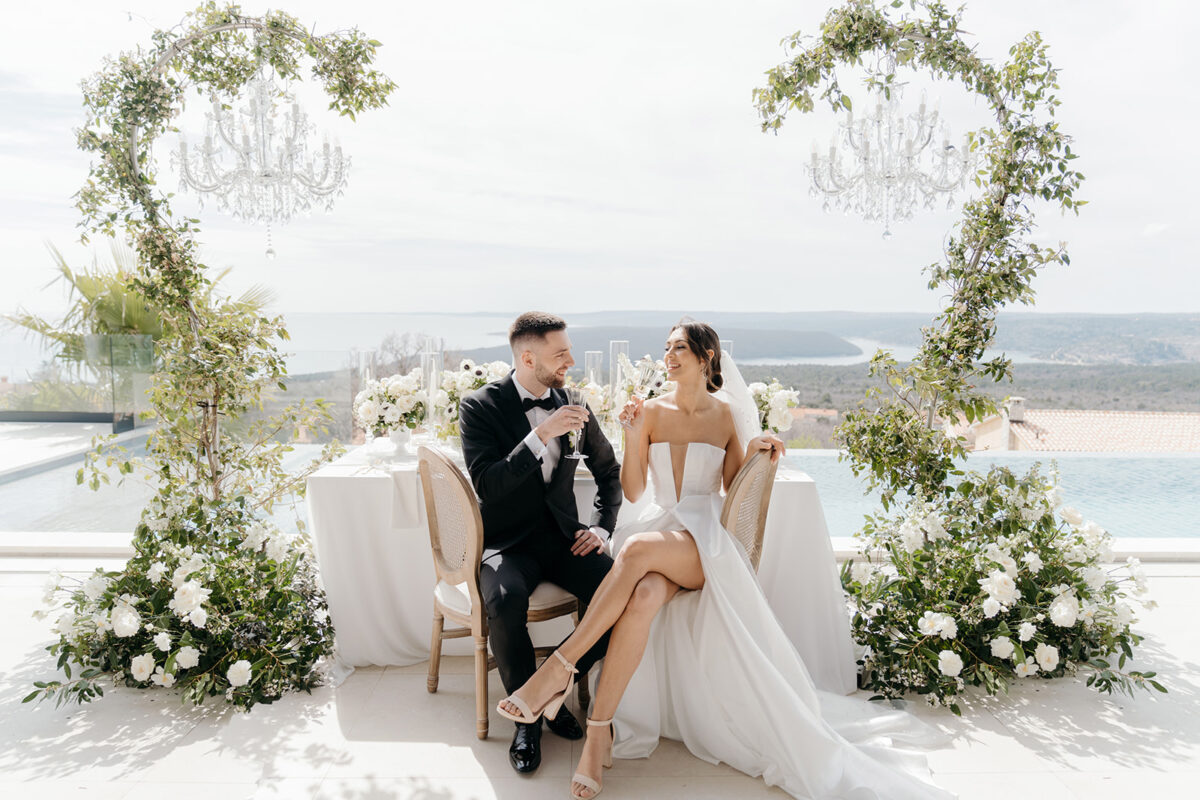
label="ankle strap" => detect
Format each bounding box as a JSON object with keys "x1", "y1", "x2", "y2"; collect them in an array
[
  {"x1": 553, "y1": 650, "x2": 579, "y2": 673},
  {"x1": 587, "y1": 718, "x2": 613, "y2": 726}
]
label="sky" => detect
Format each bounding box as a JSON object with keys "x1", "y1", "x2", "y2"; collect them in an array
[{"x1": 0, "y1": 0, "x2": 1196, "y2": 317}]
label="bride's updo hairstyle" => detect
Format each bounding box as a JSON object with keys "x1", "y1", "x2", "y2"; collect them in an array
[{"x1": 672, "y1": 318, "x2": 723, "y2": 393}]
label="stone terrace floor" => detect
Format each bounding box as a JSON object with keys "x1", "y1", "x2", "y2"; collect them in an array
[{"x1": 1, "y1": 559, "x2": 1198, "y2": 800}]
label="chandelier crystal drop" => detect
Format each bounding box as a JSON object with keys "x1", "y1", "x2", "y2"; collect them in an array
[
  {"x1": 172, "y1": 69, "x2": 350, "y2": 227},
  {"x1": 807, "y1": 82, "x2": 974, "y2": 238}
]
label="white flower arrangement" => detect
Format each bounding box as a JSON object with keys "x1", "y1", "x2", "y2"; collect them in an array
[
  {"x1": 748, "y1": 379, "x2": 800, "y2": 434},
  {"x1": 841, "y1": 463, "x2": 1163, "y2": 712},
  {"x1": 353, "y1": 367, "x2": 427, "y2": 437},
  {"x1": 434, "y1": 358, "x2": 511, "y2": 439}
]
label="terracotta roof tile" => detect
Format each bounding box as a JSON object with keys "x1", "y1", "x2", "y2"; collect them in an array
[{"x1": 1009, "y1": 409, "x2": 1200, "y2": 452}]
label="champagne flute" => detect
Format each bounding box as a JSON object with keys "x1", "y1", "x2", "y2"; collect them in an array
[
  {"x1": 621, "y1": 360, "x2": 662, "y2": 429},
  {"x1": 564, "y1": 385, "x2": 589, "y2": 461}
]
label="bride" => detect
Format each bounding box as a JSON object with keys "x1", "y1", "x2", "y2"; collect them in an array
[{"x1": 497, "y1": 320, "x2": 953, "y2": 800}]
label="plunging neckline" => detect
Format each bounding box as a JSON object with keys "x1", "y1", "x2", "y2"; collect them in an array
[{"x1": 649, "y1": 441, "x2": 725, "y2": 505}]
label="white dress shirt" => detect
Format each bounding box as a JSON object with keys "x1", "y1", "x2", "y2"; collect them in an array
[{"x1": 512, "y1": 376, "x2": 609, "y2": 541}]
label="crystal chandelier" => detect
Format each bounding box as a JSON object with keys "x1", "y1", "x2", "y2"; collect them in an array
[
  {"x1": 172, "y1": 68, "x2": 349, "y2": 249},
  {"x1": 807, "y1": 80, "x2": 973, "y2": 238}
]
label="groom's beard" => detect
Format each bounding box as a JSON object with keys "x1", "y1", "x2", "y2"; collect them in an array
[{"x1": 535, "y1": 363, "x2": 566, "y2": 389}]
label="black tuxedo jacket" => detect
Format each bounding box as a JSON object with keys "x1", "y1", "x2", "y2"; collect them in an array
[{"x1": 459, "y1": 373, "x2": 622, "y2": 559}]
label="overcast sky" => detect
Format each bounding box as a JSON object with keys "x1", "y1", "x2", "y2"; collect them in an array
[{"x1": 1, "y1": 0, "x2": 1196, "y2": 317}]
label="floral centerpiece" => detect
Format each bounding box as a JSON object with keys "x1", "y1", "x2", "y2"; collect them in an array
[
  {"x1": 353, "y1": 367, "x2": 426, "y2": 437},
  {"x1": 436, "y1": 358, "x2": 511, "y2": 440},
  {"x1": 842, "y1": 463, "x2": 1162, "y2": 714},
  {"x1": 29, "y1": 492, "x2": 332, "y2": 710},
  {"x1": 748, "y1": 379, "x2": 799, "y2": 434}
]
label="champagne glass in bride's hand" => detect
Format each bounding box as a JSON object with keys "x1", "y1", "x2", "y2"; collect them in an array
[
  {"x1": 620, "y1": 360, "x2": 660, "y2": 429},
  {"x1": 564, "y1": 386, "x2": 589, "y2": 460}
]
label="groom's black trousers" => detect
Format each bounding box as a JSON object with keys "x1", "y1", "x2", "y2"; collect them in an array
[{"x1": 480, "y1": 517, "x2": 613, "y2": 696}]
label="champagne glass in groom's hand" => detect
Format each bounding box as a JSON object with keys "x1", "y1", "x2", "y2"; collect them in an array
[{"x1": 564, "y1": 386, "x2": 589, "y2": 460}]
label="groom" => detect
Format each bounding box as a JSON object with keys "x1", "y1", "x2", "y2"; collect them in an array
[{"x1": 458, "y1": 311, "x2": 622, "y2": 774}]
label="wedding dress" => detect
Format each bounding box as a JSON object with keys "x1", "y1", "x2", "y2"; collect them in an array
[{"x1": 608, "y1": 394, "x2": 954, "y2": 799}]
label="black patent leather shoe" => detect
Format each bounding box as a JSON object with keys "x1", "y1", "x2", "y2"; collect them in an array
[
  {"x1": 509, "y1": 721, "x2": 542, "y2": 773},
  {"x1": 545, "y1": 704, "x2": 584, "y2": 740}
]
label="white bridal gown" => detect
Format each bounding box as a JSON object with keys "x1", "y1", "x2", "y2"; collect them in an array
[{"x1": 609, "y1": 441, "x2": 954, "y2": 800}]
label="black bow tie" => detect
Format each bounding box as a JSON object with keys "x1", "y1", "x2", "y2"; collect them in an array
[{"x1": 522, "y1": 396, "x2": 555, "y2": 412}]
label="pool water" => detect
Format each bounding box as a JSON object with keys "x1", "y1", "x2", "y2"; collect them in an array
[{"x1": 787, "y1": 451, "x2": 1200, "y2": 539}]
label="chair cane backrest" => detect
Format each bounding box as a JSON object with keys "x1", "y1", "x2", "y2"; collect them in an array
[
  {"x1": 719, "y1": 450, "x2": 778, "y2": 572},
  {"x1": 418, "y1": 446, "x2": 484, "y2": 589}
]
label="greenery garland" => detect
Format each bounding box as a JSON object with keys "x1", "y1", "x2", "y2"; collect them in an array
[
  {"x1": 28, "y1": 2, "x2": 395, "y2": 710},
  {"x1": 754, "y1": 0, "x2": 1161, "y2": 711}
]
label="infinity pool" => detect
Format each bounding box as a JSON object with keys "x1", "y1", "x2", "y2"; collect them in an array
[{"x1": 1, "y1": 448, "x2": 1196, "y2": 538}]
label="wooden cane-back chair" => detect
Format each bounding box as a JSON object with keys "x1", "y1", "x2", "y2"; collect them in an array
[
  {"x1": 418, "y1": 446, "x2": 587, "y2": 739},
  {"x1": 719, "y1": 449, "x2": 779, "y2": 571}
]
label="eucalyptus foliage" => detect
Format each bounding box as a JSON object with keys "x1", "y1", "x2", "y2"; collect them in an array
[
  {"x1": 755, "y1": 0, "x2": 1159, "y2": 705},
  {"x1": 28, "y1": 3, "x2": 394, "y2": 710}
]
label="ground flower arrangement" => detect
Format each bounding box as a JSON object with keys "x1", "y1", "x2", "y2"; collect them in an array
[
  {"x1": 842, "y1": 464, "x2": 1164, "y2": 714},
  {"x1": 29, "y1": 492, "x2": 333, "y2": 710}
]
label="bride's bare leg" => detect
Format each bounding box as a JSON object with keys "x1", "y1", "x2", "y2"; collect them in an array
[
  {"x1": 572, "y1": 572, "x2": 679, "y2": 799},
  {"x1": 498, "y1": 531, "x2": 702, "y2": 717}
]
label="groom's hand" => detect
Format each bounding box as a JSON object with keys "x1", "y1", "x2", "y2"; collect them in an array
[
  {"x1": 570, "y1": 528, "x2": 605, "y2": 556},
  {"x1": 535, "y1": 405, "x2": 589, "y2": 443}
]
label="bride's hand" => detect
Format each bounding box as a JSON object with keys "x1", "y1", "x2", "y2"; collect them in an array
[
  {"x1": 618, "y1": 396, "x2": 645, "y2": 430},
  {"x1": 746, "y1": 434, "x2": 785, "y2": 463}
]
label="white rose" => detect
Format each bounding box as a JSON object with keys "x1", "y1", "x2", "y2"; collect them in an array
[
  {"x1": 226, "y1": 659, "x2": 253, "y2": 688},
  {"x1": 130, "y1": 653, "x2": 156, "y2": 683},
  {"x1": 154, "y1": 632, "x2": 171, "y2": 652},
  {"x1": 922, "y1": 513, "x2": 948, "y2": 541},
  {"x1": 1018, "y1": 621, "x2": 1037, "y2": 642},
  {"x1": 111, "y1": 605, "x2": 142, "y2": 638},
  {"x1": 151, "y1": 666, "x2": 176, "y2": 688},
  {"x1": 1044, "y1": 487, "x2": 1063, "y2": 509},
  {"x1": 1022, "y1": 552, "x2": 1044, "y2": 574},
  {"x1": 176, "y1": 645, "x2": 200, "y2": 670},
  {"x1": 1034, "y1": 642, "x2": 1060, "y2": 672},
  {"x1": 748, "y1": 382, "x2": 767, "y2": 396},
  {"x1": 82, "y1": 574, "x2": 110, "y2": 602},
  {"x1": 917, "y1": 611, "x2": 942, "y2": 637},
  {"x1": 982, "y1": 597, "x2": 1002, "y2": 618},
  {"x1": 899, "y1": 520, "x2": 925, "y2": 553},
  {"x1": 189, "y1": 607, "x2": 208, "y2": 628},
  {"x1": 1015, "y1": 657, "x2": 1039, "y2": 678},
  {"x1": 938, "y1": 616, "x2": 958, "y2": 640},
  {"x1": 53, "y1": 611, "x2": 80, "y2": 640},
  {"x1": 1061, "y1": 506, "x2": 1083, "y2": 527},
  {"x1": 1049, "y1": 594, "x2": 1079, "y2": 628},
  {"x1": 937, "y1": 650, "x2": 963, "y2": 677},
  {"x1": 985, "y1": 545, "x2": 1019, "y2": 575},
  {"x1": 990, "y1": 636, "x2": 1015, "y2": 660},
  {"x1": 169, "y1": 580, "x2": 211, "y2": 616},
  {"x1": 1115, "y1": 602, "x2": 1135, "y2": 627},
  {"x1": 241, "y1": 523, "x2": 270, "y2": 551},
  {"x1": 146, "y1": 562, "x2": 167, "y2": 583},
  {"x1": 979, "y1": 570, "x2": 1018, "y2": 606}
]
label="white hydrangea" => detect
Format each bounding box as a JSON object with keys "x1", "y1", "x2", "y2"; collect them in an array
[
  {"x1": 1049, "y1": 593, "x2": 1079, "y2": 628},
  {"x1": 226, "y1": 659, "x2": 253, "y2": 688},
  {"x1": 937, "y1": 650, "x2": 963, "y2": 677},
  {"x1": 989, "y1": 636, "x2": 1015, "y2": 660},
  {"x1": 82, "y1": 574, "x2": 111, "y2": 603},
  {"x1": 176, "y1": 645, "x2": 201, "y2": 670}
]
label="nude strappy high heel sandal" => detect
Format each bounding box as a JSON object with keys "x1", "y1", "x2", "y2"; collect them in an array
[
  {"x1": 496, "y1": 650, "x2": 578, "y2": 724},
  {"x1": 570, "y1": 718, "x2": 614, "y2": 800}
]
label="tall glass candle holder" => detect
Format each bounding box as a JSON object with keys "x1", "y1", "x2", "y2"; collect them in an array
[
  {"x1": 608, "y1": 340, "x2": 629, "y2": 396},
  {"x1": 420, "y1": 350, "x2": 444, "y2": 435},
  {"x1": 584, "y1": 351, "x2": 604, "y2": 387}
]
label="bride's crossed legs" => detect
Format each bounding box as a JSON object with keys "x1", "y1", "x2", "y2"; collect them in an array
[{"x1": 497, "y1": 529, "x2": 705, "y2": 798}]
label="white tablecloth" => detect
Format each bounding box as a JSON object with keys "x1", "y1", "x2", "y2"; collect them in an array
[{"x1": 306, "y1": 445, "x2": 857, "y2": 695}]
